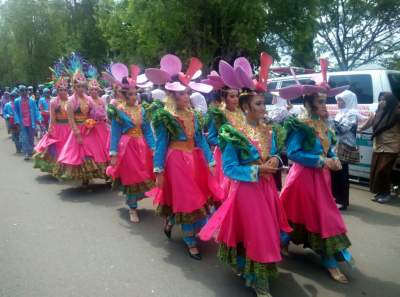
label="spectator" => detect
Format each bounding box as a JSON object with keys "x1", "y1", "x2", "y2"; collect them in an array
[
  {"x1": 331, "y1": 90, "x2": 360, "y2": 210},
  {"x1": 359, "y1": 92, "x2": 400, "y2": 203}
]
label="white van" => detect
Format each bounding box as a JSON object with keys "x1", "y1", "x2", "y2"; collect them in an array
[{"x1": 267, "y1": 68, "x2": 400, "y2": 182}]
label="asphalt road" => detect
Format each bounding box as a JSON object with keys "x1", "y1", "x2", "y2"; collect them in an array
[{"x1": 0, "y1": 123, "x2": 399, "y2": 297}]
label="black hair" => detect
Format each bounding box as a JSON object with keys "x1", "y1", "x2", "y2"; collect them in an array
[
  {"x1": 303, "y1": 93, "x2": 319, "y2": 112},
  {"x1": 220, "y1": 86, "x2": 239, "y2": 100},
  {"x1": 238, "y1": 89, "x2": 257, "y2": 112}
]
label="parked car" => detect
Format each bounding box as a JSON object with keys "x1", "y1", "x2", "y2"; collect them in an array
[{"x1": 266, "y1": 67, "x2": 400, "y2": 183}]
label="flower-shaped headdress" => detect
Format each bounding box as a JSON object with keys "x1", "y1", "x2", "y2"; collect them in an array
[
  {"x1": 218, "y1": 52, "x2": 273, "y2": 94},
  {"x1": 276, "y1": 58, "x2": 349, "y2": 100},
  {"x1": 101, "y1": 63, "x2": 153, "y2": 90},
  {"x1": 145, "y1": 54, "x2": 212, "y2": 93}
]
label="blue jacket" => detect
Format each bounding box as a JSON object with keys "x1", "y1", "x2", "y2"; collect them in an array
[
  {"x1": 206, "y1": 115, "x2": 219, "y2": 146},
  {"x1": 286, "y1": 128, "x2": 336, "y2": 168},
  {"x1": 221, "y1": 128, "x2": 279, "y2": 183},
  {"x1": 38, "y1": 97, "x2": 50, "y2": 112},
  {"x1": 14, "y1": 97, "x2": 42, "y2": 128},
  {"x1": 109, "y1": 106, "x2": 155, "y2": 155},
  {"x1": 153, "y1": 110, "x2": 214, "y2": 173},
  {"x1": 3, "y1": 102, "x2": 15, "y2": 120}
]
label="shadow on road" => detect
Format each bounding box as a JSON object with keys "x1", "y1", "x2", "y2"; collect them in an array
[
  {"x1": 279, "y1": 246, "x2": 400, "y2": 297},
  {"x1": 35, "y1": 174, "x2": 60, "y2": 185},
  {"x1": 57, "y1": 182, "x2": 119, "y2": 208},
  {"x1": 344, "y1": 203, "x2": 400, "y2": 226},
  {"x1": 116, "y1": 206, "x2": 310, "y2": 297}
]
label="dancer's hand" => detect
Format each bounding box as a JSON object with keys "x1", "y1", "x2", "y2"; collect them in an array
[
  {"x1": 155, "y1": 173, "x2": 164, "y2": 188},
  {"x1": 325, "y1": 158, "x2": 341, "y2": 171},
  {"x1": 265, "y1": 157, "x2": 279, "y2": 171},
  {"x1": 333, "y1": 159, "x2": 342, "y2": 171}
]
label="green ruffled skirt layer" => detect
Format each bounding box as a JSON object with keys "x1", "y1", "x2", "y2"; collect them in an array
[
  {"x1": 218, "y1": 243, "x2": 277, "y2": 293},
  {"x1": 53, "y1": 159, "x2": 108, "y2": 181},
  {"x1": 290, "y1": 223, "x2": 351, "y2": 257},
  {"x1": 33, "y1": 152, "x2": 56, "y2": 174},
  {"x1": 155, "y1": 205, "x2": 209, "y2": 225},
  {"x1": 112, "y1": 179, "x2": 154, "y2": 196}
]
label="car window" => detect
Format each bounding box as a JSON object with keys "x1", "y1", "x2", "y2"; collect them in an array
[
  {"x1": 265, "y1": 82, "x2": 277, "y2": 105},
  {"x1": 328, "y1": 74, "x2": 373, "y2": 104},
  {"x1": 388, "y1": 73, "x2": 400, "y2": 100}
]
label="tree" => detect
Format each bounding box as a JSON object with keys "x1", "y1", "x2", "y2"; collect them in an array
[
  {"x1": 65, "y1": 0, "x2": 109, "y2": 65},
  {"x1": 265, "y1": 0, "x2": 319, "y2": 68},
  {"x1": 316, "y1": 0, "x2": 400, "y2": 70},
  {"x1": 0, "y1": 0, "x2": 71, "y2": 85},
  {"x1": 97, "y1": 0, "x2": 279, "y2": 69}
]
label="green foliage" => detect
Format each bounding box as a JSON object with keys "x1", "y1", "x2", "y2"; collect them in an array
[{"x1": 1, "y1": 0, "x2": 398, "y2": 86}]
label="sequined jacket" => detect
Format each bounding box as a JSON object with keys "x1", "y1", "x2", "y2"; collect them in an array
[{"x1": 109, "y1": 105, "x2": 155, "y2": 156}]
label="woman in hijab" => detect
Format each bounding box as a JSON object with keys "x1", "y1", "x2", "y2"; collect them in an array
[
  {"x1": 331, "y1": 90, "x2": 360, "y2": 210},
  {"x1": 359, "y1": 92, "x2": 400, "y2": 203}
]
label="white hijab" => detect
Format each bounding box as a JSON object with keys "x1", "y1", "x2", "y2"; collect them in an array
[{"x1": 335, "y1": 90, "x2": 359, "y2": 121}]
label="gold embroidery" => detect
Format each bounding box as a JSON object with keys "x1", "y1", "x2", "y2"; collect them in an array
[
  {"x1": 302, "y1": 118, "x2": 330, "y2": 155},
  {"x1": 56, "y1": 100, "x2": 68, "y2": 122},
  {"x1": 222, "y1": 105, "x2": 246, "y2": 130},
  {"x1": 173, "y1": 109, "x2": 195, "y2": 139},
  {"x1": 239, "y1": 122, "x2": 272, "y2": 162},
  {"x1": 170, "y1": 139, "x2": 195, "y2": 151},
  {"x1": 119, "y1": 103, "x2": 143, "y2": 137},
  {"x1": 78, "y1": 97, "x2": 89, "y2": 115}
]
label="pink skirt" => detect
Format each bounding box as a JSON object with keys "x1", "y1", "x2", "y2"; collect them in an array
[
  {"x1": 93, "y1": 121, "x2": 110, "y2": 160},
  {"x1": 35, "y1": 123, "x2": 71, "y2": 157},
  {"x1": 107, "y1": 134, "x2": 154, "y2": 186},
  {"x1": 213, "y1": 147, "x2": 232, "y2": 201},
  {"x1": 152, "y1": 148, "x2": 223, "y2": 214},
  {"x1": 200, "y1": 177, "x2": 292, "y2": 263},
  {"x1": 57, "y1": 124, "x2": 109, "y2": 166},
  {"x1": 280, "y1": 163, "x2": 347, "y2": 238}
]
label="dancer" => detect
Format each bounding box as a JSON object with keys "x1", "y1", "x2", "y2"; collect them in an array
[
  {"x1": 199, "y1": 54, "x2": 291, "y2": 297},
  {"x1": 203, "y1": 67, "x2": 245, "y2": 199},
  {"x1": 87, "y1": 64, "x2": 110, "y2": 160},
  {"x1": 145, "y1": 54, "x2": 221, "y2": 260},
  {"x1": 105, "y1": 63, "x2": 155, "y2": 223},
  {"x1": 279, "y1": 58, "x2": 353, "y2": 283},
  {"x1": 33, "y1": 60, "x2": 71, "y2": 174},
  {"x1": 53, "y1": 53, "x2": 109, "y2": 184}
]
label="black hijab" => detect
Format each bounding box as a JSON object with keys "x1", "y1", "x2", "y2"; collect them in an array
[{"x1": 372, "y1": 92, "x2": 400, "y2": 139}]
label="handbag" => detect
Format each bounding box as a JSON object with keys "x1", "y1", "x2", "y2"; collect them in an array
[{"x1": 336, "y1": 142, "x2": 360, "y2": 164}]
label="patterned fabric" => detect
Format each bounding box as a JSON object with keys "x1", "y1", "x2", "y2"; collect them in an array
[
  {"x1": 33, "y1": 152, "x2": 56, "y2": 173},
  {"x1": 112, "y1": 179, "x2": 154, "y2": 196},
  {"x1": 336, "y1": 142, "x2": 360, "y2": 164},
  {"x1": 290, "y1": 223, "x2": 351, "y2": 257},
  {"x1": 218, "y1": 243, "x2": 277, "y2": 293},
  {"x1": 155, "y1": 205, "x2": 208, "y2": 225},
  {"x1": 53, "y1": 159, "x2": 107, "y2": 181},
  {"x1": 20, "y1": 126, "x2": 35, "y2": 155}
]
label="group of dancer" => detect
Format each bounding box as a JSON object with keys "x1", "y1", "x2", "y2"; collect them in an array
[{"x1": 1, "y1": 52, "x2": 354, "y2": 297}]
